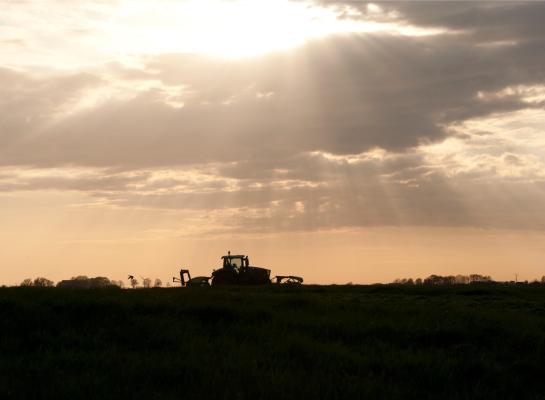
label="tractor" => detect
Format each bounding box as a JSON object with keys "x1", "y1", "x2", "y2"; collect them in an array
[{"x1": 173, "y1": 251, "x2": 303, "y2": 287}]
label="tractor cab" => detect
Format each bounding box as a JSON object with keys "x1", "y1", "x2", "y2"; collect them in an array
[{"x1": 222, "y1": 253, "x2": 249, "y2": 270}]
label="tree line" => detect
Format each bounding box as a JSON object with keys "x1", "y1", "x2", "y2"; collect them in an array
[
  {"x1": 18, "y1": 276, "x2": 170, "y2": 289},
  {"x1": 15, "y1": 274, "x2": 545, "y2": 288},
  {"x1": 392, "y1": 274, "x2": 545, "y2": 285}
]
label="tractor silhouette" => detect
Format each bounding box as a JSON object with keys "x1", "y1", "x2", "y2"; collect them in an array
[{"x1": 173, "y1": 251, "x2": 303, "y2": 287}]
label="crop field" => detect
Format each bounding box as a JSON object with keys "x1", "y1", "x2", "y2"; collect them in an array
[{"x1": 1, "y1": 285, "x2": 545, "y2": 399}]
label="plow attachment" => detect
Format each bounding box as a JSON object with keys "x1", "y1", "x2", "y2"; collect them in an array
[
  {"x1": 274, "y1": 276, "x2": 304, "y2": 285},
  {"x1": 173, "y1": 269, "x2": 211, "y2": 287}
]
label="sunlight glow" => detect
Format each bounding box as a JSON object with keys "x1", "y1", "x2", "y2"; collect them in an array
[
  {"x1": 107, "y1": 0, "x2": 357, "y2": 58},
  {"x1": 422, "y1": 109, "x2": 545, "y2": 180},
  {"x1": 105, "y1": 0, "x2": 442, "y2": 59},
  {"x1": 1, "y1": 0, "x2": 448, "y2": 68}
]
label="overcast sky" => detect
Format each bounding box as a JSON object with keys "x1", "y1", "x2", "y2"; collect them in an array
[{"x1": 2, "y1": 1, "x2": 545, "y2": 284}]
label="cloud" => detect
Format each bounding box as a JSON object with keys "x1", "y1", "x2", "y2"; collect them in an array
[
  {"x1": 313, "y1": 1, "x2": 545, "y2": 42},
  {"x1": 1, "y1": 1, "x2": 545, "y2": 232},
  {"x1": 3, "y1": 29, "x2": 545, "y2": 167},
  {"x1": 0, "y1": 68, "x2": 102, "y2": 150},
  {"x1": 0, "y1": 169, "x2": 148, "y2": 193}
]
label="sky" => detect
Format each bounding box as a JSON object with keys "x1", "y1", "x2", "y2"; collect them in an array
[{"x1": 1, "y1": 0, "x2": 545, "y2": 285}]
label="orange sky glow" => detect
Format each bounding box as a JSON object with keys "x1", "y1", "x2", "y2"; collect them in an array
[{"x1": 2, "y1": 1, "x2": 545, "y2": 285}]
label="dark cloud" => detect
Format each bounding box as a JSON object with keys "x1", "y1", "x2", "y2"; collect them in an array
[
  {"x1": 2, "y1": 28, "x2": 544, "y2": 167},
  {"x1": 312, "y1": 1, "x2": 545, "y2": 42},
  {"x1": 382, "y1": 1, "x2": 545, "y2": 43}
]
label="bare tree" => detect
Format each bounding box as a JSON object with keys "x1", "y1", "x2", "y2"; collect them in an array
[
  {"x1": 128, "y1": 276, "x2": 138, "y2": 289},
  {"x1": 142, "y1": 278, "x2": 152, "y2": 288},
  {"x1": 33, "y1": 277, "x2": 54, "y2": 287},
  {"x1": 20, "y1": 278, "x2": 33, "y2": 287},
  {"x1": 154, "y1": 278, "x2": 162, "y2": 288}
]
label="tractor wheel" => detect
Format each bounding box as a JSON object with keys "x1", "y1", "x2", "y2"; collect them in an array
[{"x1": 211, "y1": 271, "x2": 236, "y2": 285}]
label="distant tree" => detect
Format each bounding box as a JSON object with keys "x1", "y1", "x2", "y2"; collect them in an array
[
  {"x1": 89, "y1": 277, "x2": 112, "y2": 288},
  {"x1": 154, "y1": 279, "x2": 162, "y2": 288},
  {"x1": 424, "y1": 275, "x2": 441, "y2": 285},
  {"x1": 57, "y1": 276, "x2": 119, "y2": 289},
  {"x1": 424, "y1": 275, "x2": 456, "y2": 285},
  {"x1": 469, "y1": 274, "x2": 493, "y2": 284},
  {"x1": 166, "y1": 281, "x2": 171, "y2": 288},
  {"x1": 20, "y1": 278, "x2": 33, "y2": 287},
  {"x1": 129, "y1": 277, "x2": 138, "y2": 289},
  {"x1": 57, "y1": 279, "x2": 87, "y2": 289},
  {"x1": 415, "y1": 278, "x2": 423, "y2": 285},
  {"x1": 392, "y1": 278, "x2": 415, "y2": 285},
  {"x1": 142, "y1": 278, "x2": 152, "y2": 288},
  {"x1": 56, "y1": 276, "x2": 90, "y2": 288},
  {"x1": 33, "y1": 277, "x2": 54, "y2": 287},
  {"x1": 455, "y1": 275, "x2": 470, "y2": 284},
  {"x1": 541, "y1": 276, "x2": 545, "y2": 284},
  {"x1": 446, "y1": 276, "x2": 456, "y2": 285}
]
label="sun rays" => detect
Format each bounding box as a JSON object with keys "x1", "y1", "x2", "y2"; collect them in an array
[{"x1": 105, "y1": 0, "x2": 364, "y2": 59}]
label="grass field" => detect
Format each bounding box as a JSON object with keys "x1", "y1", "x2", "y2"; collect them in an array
[{"x1": 1, "y1": 284, "x2": 545, "y2": 399}]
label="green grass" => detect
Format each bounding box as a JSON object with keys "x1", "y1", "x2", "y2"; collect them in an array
[{"x1": 1, "y1": 285, "x2": 545, "y2": 399}]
